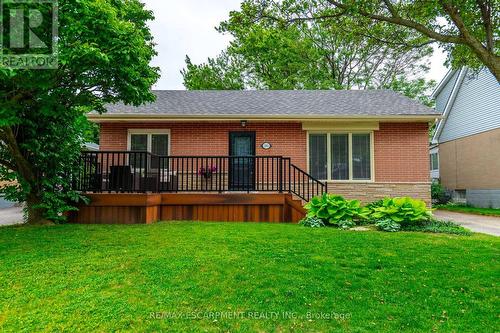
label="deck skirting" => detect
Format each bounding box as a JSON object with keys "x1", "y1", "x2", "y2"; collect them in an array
[{"x1": 68, "y1": 193, "x2": 306, "y2": 224}]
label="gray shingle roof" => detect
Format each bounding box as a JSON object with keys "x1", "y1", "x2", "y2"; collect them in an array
[{"x1": 103, "y1": 90, "x2": 438, "y2": 117}]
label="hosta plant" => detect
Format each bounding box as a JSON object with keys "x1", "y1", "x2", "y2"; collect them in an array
[
  {"x1": 365, "y1": 199, "x2": 384, "y2": 210},
  {"x1": 336, "y1": 220, "x2": 356, "y2": 230},
  {"x1": 299, "y1": 216, "x2": 326, "y2": 228},
  {"x1": 304, "y1": 194, "x2": 370, "y2": 226},
  {"x1": 370, "y1": 197, "x2": 432, "y2": 225},
  {"x1": 375, "y1": 219, "x2": 401, "y2": 232}
]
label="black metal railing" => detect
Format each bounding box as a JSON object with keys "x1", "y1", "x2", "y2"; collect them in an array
[{"x1": 74, "y1": 151, "x2": 327, "y2": 201}]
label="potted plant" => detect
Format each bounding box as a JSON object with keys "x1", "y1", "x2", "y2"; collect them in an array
[{"x1": 198, "y1": 166, "x2": 217, "y2": 179}]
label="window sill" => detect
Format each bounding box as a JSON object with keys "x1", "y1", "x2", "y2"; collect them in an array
[{"x1": 322, "y1": 180, "x2": 375, "y2": 183}]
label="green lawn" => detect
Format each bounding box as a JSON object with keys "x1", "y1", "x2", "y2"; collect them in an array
[
  {"x1": 436, "y1": 204, "x2": 500, "y2": 217},
  {"x1": 0, "y1": 223, "x2": 498, "y2": 332}
]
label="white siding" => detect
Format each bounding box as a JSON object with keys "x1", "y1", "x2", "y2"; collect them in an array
[
  {"x1": 435, "y1": 70, "x2": 459, "y2": 114},
  {"x1": 439, "y1": 68, "x2": 500, "y2": 143}
]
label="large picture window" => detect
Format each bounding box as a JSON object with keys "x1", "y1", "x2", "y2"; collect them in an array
[{"x1": 309, "y1": 132, "x2": 373, "y2": 181}]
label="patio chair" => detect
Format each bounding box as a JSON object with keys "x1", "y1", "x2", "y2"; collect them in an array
[{"x1": 109, "y1": 165, "x2": 134, "y2": 192}]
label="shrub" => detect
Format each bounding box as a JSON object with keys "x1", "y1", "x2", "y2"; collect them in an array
[
  {"x1": 304, "y1": 194, "x2": 370, "y2": 226},
  {"x1": 403, "y1": 219, "x2": 472, "y2": 236},
  {"x1": 370, "y1": 197, "x2": 432, "y2": 225},
  {"x1": 375, "y1": 219, "x2": 401, "y2": 232},
  {"x1": 336, "y1": 220, "x2": 356, "y2": 229},
  {"x1": 431, "y1": 181, "x2": 452, "y2": 204},
  {"x1": 365, "y1": 199, "x2": 384, "y2": 210},
  {"x1": 299, "y1": 216, "x2": 325, "y2": 228}
]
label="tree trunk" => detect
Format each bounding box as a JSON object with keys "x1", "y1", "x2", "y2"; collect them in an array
[
  {"x1": 476, "y1": 51, "x2": 500, "y2": 83},
  {"x1": 2, "y1": 126, "x2": 52, "y2": 225},
  {"x1": 26, "y1": 193, "x2": 51, "y2": 225}
]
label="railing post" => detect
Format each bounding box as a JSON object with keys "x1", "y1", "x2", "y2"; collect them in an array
[
  {"x1": 279, "y1": 157, "x2": 283, "y2": 193},
  {"x1": 144, "y1": 152, "x2": 148, "y2": 193},
  {"x1": 287, "y1": 158, "x2": 291, "y2": 194},
  {"x1": 157, "y1": 156, "x2": 161, "y2": 193}
]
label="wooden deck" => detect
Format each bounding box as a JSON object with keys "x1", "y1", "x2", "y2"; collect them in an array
[{"x1": 68, "y1": 193, "x2": 306, "y2": 224}]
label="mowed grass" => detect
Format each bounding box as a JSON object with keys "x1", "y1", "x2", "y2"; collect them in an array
[
  {"x1": 436, "y1": 204, "x2": 500, "y2": 217},
  {"x1": 0, "y1": 222, "x2": 498, "y2": 332}
]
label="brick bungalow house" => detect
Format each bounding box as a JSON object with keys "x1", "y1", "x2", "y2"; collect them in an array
[{"x1": 72, "y1": 90, "x2": 438, "y2": 224}]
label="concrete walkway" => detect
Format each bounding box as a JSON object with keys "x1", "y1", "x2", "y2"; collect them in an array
[
  {"x1": 0, "y1": 206, "x2": 24, "y2": 226},
  {"x1": 434, "y1": 210, "x2": 500, "y2": 236}
]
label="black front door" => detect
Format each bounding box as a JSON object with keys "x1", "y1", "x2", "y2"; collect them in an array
[{"x1": 229, "y1": 132, "x2": 256, "y2": 191}]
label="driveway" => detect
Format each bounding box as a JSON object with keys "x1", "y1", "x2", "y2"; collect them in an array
[
  {"x1": 434, "y1": 210, "x2": 500, "y2": 236},
  {"x1": 0, "y1": 206, "x2": 24, "y2": 226}
]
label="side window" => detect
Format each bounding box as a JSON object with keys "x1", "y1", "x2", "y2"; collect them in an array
[
  {"x1": 331, "y1": 134, "x2": 349, "y2": 180},
  {"x1": 352, "y1": 134, "x2": 371, "y2": 180},
  {"x1": 129, "y1": 132, "x2": 169, "y2": 169},
  {"x1": 130, "y1": 134, "x2": 148, "y2": 151},
  {"x1": 430, "y1": 153, "x2": 439, "y2": 170},
  {"x1": 309, "y1": 134, "x2": 327, "y2": 180}
]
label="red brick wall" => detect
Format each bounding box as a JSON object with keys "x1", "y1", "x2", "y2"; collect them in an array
[
  {"x1": 374, "y1": 122, "x2": 430, "y2": 182},
  {"x1": 99, "y1": 122, "x2": 308, "y2": 169},
  {"x1": 99, "y1": 121, "x2": 430, "y2": 183}
]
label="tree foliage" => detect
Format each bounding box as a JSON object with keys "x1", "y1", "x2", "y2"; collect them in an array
[
  {"x1": 181, "y1": 53, "x2": 245, "y2": 90},
  {"x1": 182, "y1": 0, "x2": 436, "y2": 103},
  {"x1": 0, "y1": 0, "x2": 159, "y2": 224},
  {"x1": 253, "y1": 0, "x2": 500, "y2": 81}
]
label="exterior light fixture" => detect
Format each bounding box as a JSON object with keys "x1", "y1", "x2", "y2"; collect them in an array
[
  {"x1": 240, "y1": 120, "x2": 247, "y2": 128},
  {"x1": 261, "y1": 142, "x2": 272, "y2": 150}
]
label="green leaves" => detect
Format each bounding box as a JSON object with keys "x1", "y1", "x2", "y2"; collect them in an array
[
  {"x1": 305, "y1": 194, "x2": 433, "y2": 228},
  {"x1": 375, "y1": 219, "x2": 401, "y2": 232},
  {"x1": 0, "y1": 0, "x2": 159, "y2": 223},
  {"x1": 299, "y1": 216, "x2": 326, "y2": 228},
  {"x1": 182, "y1": 0, "x2": 435, "y2": 94},
  {"x1": 182, "y1": 53, "x2": 245, "y2": 90},
  {"x1": 304, "y1": 193, "x2": 368, "y2": 225},
  {"x1": 370, "y1": 197, "x2": 432, "y2": 225}
]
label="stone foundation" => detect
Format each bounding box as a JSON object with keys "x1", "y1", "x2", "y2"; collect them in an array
[{"x1": 326, "y1": 182, "x2": 431, "y2": 206}]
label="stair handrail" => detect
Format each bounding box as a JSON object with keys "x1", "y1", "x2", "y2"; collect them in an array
[{"x1": 282, "y1": 157, "x2": 328, "y2": 202}]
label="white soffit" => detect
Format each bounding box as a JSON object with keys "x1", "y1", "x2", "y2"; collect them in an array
[{"x1": 302, "y1": 121, "x2": 380, "y2": 131}]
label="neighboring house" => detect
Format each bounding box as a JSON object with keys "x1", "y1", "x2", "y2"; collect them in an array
[
  {"x1": 83, "y1": 142, "x2": 99, "y2": 151},
  {"x1": 429, "y1": 144, "x2": 439, "y2": 180},
  {"x1": 431, "y1": 68, "x2": 500, "y2": 208}
]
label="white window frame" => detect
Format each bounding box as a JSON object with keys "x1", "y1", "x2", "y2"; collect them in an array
[
  {"x1": 430, "y1": 152, "x2": 439, "y2": 171},
  {"x1": 127, "y1": 129, "x2": 171, "y2": 155},
  {"x1": 307, "y1": 131, "x2": 375, "y2": 182}
]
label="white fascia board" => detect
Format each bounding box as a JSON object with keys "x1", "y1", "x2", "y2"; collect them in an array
[
  {"x1": 431, "y1": 68, "x2": 467, "y2": 144},
  {"x1": 431, "y1": 69, "x2": 457, "y2": 99}
]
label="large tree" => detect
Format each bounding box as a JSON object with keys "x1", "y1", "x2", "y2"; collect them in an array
[
  {"x1": 0, "y1": 0, "x2": 159, "y2": 224},
  {"x1": 183, "y1": 0, "x2": 436, "y2": 104},
  {"x1": 252, "y1": 0, "x2": 500, "y2": 82},
  {"x1": 182, "y1": 52, "x2": 245, "y2": 90}
]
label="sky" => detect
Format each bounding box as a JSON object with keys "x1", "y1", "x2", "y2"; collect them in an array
[{"x1": 143, "y1": 0, "x2": 449, "y2": 90}]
